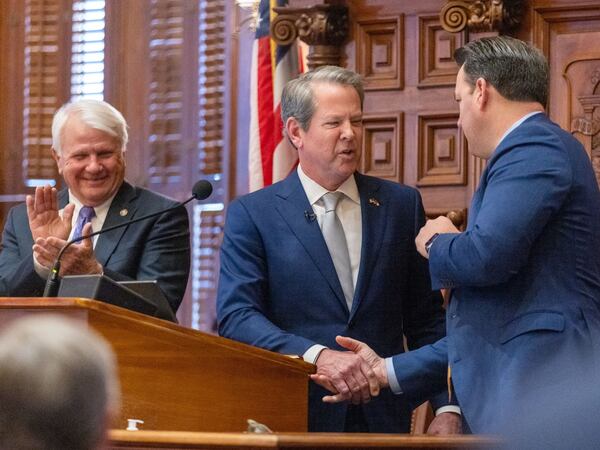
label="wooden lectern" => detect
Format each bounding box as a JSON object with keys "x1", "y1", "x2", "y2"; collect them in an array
[{"x1": 0, "y1": 298, "x2": 314, "y2": 433}]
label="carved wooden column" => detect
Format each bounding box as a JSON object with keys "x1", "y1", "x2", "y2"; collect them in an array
[
  {"x1": 440, "y1": 0, "x2": 523, "y2": 33},
  {"x1": 572, "y1": 94, "x2": 600, "y2": 186},
  {"x1": 271, "y1": 1, "x2": 348, "y2": 69}
]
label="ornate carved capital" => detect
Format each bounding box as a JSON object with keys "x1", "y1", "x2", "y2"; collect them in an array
[
  {"x1": 272, "y1": 2, "x2": 349, "y2": 69},
  {"x1": 440, "y1": 0, "x2": 523, "y2": 33}
]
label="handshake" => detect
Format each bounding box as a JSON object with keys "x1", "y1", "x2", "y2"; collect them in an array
[
  {"x1": 312, "y1": 336, "x2": 463, "y2": 435},
  {"x1": 311, "y1": 336, "x2": 388, "y2": 405}
]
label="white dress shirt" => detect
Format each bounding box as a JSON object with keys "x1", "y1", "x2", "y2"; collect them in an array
[
  {"x1": 297, "y1": 166, "x2": 362, "y2": 364},
  {"x1": 33, "y1": 190, "x2": 116, "y2": 278}
]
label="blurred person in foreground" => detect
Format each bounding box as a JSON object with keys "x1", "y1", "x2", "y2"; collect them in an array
[
  {"x1": 217, "y1": 65, "x2": 458, "y2": 433},
  {"x1": 314, "y1": 36, "x2": 600, "y2": 434},
  {"x1": 0, "y1": 99, "x2": 190, "y2": 313},
  {"x1": 0, "y1": 315, "x2": 120, "y2": 449}
]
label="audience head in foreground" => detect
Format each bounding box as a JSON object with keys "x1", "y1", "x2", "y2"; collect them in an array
[{"x1": 0, "y1": 315, "x2": 120, "y2": 450}]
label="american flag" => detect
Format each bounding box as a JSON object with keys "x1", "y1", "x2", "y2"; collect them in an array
[{"x1": 249, "y1": 0, "x2": 301, "y2": 191}]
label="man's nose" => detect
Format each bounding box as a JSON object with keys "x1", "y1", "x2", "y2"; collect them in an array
[
  {"x1": 86, "y1": 155, "x2": 103, "y2": 172},
  {"x1": 340, "y1": 121, "x2": 355, "y2": 140}
]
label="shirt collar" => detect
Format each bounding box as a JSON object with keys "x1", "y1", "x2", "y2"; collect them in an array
[
  {"x1": 497, "y1": 111, "x2": 544, "y2": 147},
  {"x1": 68, "y1": 191, "x2": 116, "y2": 218},
  {"x1": 297, "y1": 165, "x2": 360, "y2": 206}
]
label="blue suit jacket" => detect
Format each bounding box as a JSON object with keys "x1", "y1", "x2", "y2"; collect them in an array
[
  {"x1": 0, "y1": 181, "x2": 191, "y2": 312},
  {"x1": 391, "y1": 114, "x2": 600, "y2": 432},
  {"x1": 217, "y1": 171, "x2": 446, "y2": 432}
]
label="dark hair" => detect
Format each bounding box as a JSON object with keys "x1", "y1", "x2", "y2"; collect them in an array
[{"x1": 454, "y1": 36, "x2": 549, "y2": 107}]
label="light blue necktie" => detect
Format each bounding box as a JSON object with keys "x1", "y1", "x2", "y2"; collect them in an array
[
  {"x1": 320, "y1": 192, "x2": 354, "y2": 311},
  {"x1": 72, "y1": 206, "x2": 95, "y2": 242}
]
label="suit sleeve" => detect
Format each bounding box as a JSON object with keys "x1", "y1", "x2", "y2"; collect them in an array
[
  {"x1": 391, "y1": 337, "x2": 449, "y2": 402},
  {"x1": 103, "y1": 204, "x2": 190, "y2": 312},
  {"x1": 216, "y1": 199, "x2": 316, "y2": 355},
  {"x1": 0, "y1": 206, "x2": 46, "y2": 296},
  {"x1": 428, "y1": 139, "x2": 572, "y2": 289}
]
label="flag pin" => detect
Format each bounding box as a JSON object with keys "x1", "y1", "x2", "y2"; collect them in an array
[
  {"x1": 120, "y1": 209, "x2": 128, "y2": 217},
  {"x1": 369, "y1": 198, "x2": 380, "y2": 207}
]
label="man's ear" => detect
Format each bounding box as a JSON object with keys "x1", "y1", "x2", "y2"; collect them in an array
[
  {"x1": 51, "y1": 148, "x2": 62, "y2": 175},
  {"x1": 285, "y1": 117, "x2": 304, "y2": 150},
  {"x1": 474, "y1": 77, "x2": 490, "y2": 110}
]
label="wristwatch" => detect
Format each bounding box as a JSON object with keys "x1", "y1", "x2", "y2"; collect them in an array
[{"x1": 424, "y1": 233, "x2": 439, "y2": 254}]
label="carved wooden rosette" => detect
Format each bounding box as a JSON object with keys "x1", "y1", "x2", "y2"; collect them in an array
[
  {"x1": 440, "y1": 0, "x2": 523, "y2": 33},
  {"x1": 272, "y1": 4, "x2": 348, "y2": 70}
]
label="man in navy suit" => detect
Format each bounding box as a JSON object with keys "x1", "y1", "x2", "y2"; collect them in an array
[
  {"x1": 318, "y1": 36, "x2": 600, "y2": 433},
  {"x1": 0, "y1": 99, "x2": 190, "y2": 313},
  {"x1": 217, "y1": 66, "x2": 458, "y2": 433}
]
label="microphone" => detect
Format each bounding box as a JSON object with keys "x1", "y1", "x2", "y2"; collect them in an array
[
  {"x1": 304, "y1": 210, "x2": 316, "y2": 222},
  {"x1": 42, "y1": 180, "x2": 213, "y2": 297}
]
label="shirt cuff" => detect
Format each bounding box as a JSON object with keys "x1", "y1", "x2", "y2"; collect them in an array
[
  {"x1": 33, "y1": 254, "x2": 50, "y2": 278},
  {"x1": 435, "y1": 405, "x2": 461, "y2": 416},
  {"x1": 303, "y1": 344, "x2": 327, "y2": 364},
  {"x1": 385, "y1": 357, "x2": 402, "y2": 394}
]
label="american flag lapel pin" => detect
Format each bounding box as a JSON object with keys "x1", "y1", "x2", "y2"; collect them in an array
[{"x1": 368, "y1": 198, "x2": 380, "y2": 207}]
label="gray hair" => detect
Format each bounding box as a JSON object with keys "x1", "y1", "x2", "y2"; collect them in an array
[
  {"x1": 454, "y1": 36, "x2": 549, "y2": 107},
  {"x1": 0, "y1": 315, "x2": 120, "y2": 450},
  {"x1": 52, "y1": 99, "x2": 129, "y2": 155},
  {"x1": 281, "y1": 65, "x2": 364, "y2": 131}
]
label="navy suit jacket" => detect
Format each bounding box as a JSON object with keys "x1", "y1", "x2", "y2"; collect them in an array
[
  {"x1": 217, "y1": 171, "x2": 446, "y2": 432},
  {"x1": 391, "y1": 114, "x2": 600, "y2": 432},
  {"x1": 0, "y1": 181, "x2": 191, "y2": 312}
]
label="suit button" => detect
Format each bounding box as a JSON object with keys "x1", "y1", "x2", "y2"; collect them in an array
[
  {"x1": 450, "y1": 313, "x2": 457, "y2": 319},
  {"x1": 348, "y1": 320, "x2": 355, "y2": 329}
]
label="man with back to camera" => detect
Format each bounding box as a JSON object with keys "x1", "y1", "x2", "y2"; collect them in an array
[
  {"x1": 0, "y1": 315, "x2": 120, "y2": 450},
  {"x1": 0, "y1": 99, "x2": 190, "y2": 313},
  {"x1": 217, "y1": 65, "x2": 460, "y2": 433},
  {"x1": 314, "y1": 36, "x2": 600, "y2": 434}
]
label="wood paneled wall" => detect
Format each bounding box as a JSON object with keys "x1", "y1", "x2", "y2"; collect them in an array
[{"x1": 237, "y1": 0, "x2": 600, "y2": 221}]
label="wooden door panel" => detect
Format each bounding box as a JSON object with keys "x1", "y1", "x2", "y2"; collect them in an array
[{"x1": 528, "y1": 3, "x2": 600, "y2": 185}]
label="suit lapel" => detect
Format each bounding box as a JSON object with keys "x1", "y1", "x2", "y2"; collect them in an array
[
  {"x1": 94, "y1": 182, "x2": 138, "y2": 266},
  {"x1": 351, "y1": 173, "x2": 386, "y2": 319},
  {"x1": 58, "y1": 188, "x2": 69, "y2": 208},
  {"x1": 275, "y1": 172, "x2": 350, "y2": 312}
]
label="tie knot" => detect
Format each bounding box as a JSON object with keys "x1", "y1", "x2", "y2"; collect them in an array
[
  {"x1": 321, "y1": 191, "x2": 343, "y2": 212},
  {"x1": 79, "y1": 206, "x2": 96, "y2": 221}
]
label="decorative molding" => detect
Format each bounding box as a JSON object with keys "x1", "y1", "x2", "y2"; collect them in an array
[
  {"x1": 361, "y1": 114, "x2": 403, "y2": 182},
  {"x1": 470, "y1": 154, "x2": 486, "y2": 195},
  {"x1": 533, "y1": 6, "x2": 600, "y2": 58},
  {"x1": 440, "y1": 0, "x2": 524, "y2": 33},
  {"x1": 418, "y1": 15, "x2": 465, "y2": 88},
  {"x1": 566, "y1": 63, "x2": 600, "y2": 184},
  {"x1": 272, "y1": 1, "x2": 349, "y2": 69},
  {"x1": 355, "y1": 16, "x2": 403, "y2": 91},
  {"x1": 417, "y1": 113, "x2": 467, "y2": 187}
]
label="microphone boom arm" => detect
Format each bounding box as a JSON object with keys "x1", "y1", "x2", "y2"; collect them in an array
[{"x1": 42, "y1": 180, "x2": 212, "y2": 297}]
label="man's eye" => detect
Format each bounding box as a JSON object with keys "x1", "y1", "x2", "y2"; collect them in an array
[{"x1": 325, "y1": 121, "x2": 339, "y2": 127}]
